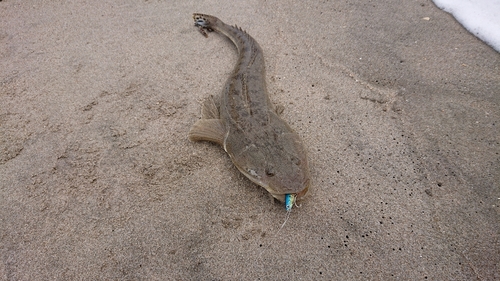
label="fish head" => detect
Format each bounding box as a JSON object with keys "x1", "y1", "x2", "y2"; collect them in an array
[{"x1": 231, "y1": 140, "x2": 310, "y2": 203}]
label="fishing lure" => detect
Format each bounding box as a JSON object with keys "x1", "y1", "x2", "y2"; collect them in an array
[
  {"x1": 285, "y1": 193, "x2": 296, "y2": 211},
  {"x1": 278, "y1": 193, "x2": 297, "y2": 230}
]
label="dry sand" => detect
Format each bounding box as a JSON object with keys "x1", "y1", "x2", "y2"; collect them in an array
[{"x1": 1, "y1": 0, "x2": 498, "y2": 280}]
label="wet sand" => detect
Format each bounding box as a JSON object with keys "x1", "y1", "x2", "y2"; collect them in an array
[{"x1": 1, "y1": 0, "x2": 498, "y2": 279}]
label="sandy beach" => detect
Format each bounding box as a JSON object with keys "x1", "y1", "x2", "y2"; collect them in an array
[{"x1": 1, "y1": 0, "x2": 498, "y2": 280}]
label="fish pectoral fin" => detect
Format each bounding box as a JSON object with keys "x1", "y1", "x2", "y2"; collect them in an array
[
  {"x1": 188, "y1": 119, "x2": 225, "y2": 145},
  {"x1": 201, "y1": 95, "x2": 220, "y2": 119}
]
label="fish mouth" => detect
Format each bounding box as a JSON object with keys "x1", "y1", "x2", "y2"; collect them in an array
[
  {"x1": 234, "y1": 165, "x2": 284, "y2": 201},
  {"x1": 234, "y1": 164, "x2": 309, "y2": 203},
  {"x1": 270, "y1": 183, "x2": 309, "y2": 203},
  {"x1": 270, "y1": 193, "x2": 286, "y2": 203}
]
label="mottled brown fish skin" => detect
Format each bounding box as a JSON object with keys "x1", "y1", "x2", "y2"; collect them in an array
[{"x1": 189, "y1": 13, "x2": 310, "y2": 203}]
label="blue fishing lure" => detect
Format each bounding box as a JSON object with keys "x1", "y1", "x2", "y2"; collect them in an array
[{"x1": 285, "y1": 194, "x2": 296, "y2": 211}]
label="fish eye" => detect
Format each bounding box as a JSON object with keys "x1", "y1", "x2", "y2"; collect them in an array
[{"x1": 265, "y1": 168, "x2": 275, "y2": 177}]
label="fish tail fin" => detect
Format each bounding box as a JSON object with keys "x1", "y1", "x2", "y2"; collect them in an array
[{"x1": 193, "y1": 13, "x2": 220, "y2": 37}]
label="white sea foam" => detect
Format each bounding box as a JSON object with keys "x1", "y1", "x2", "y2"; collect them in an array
[{"x1": 433, "y1": 0, "x2": 500, "y2": 52}]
